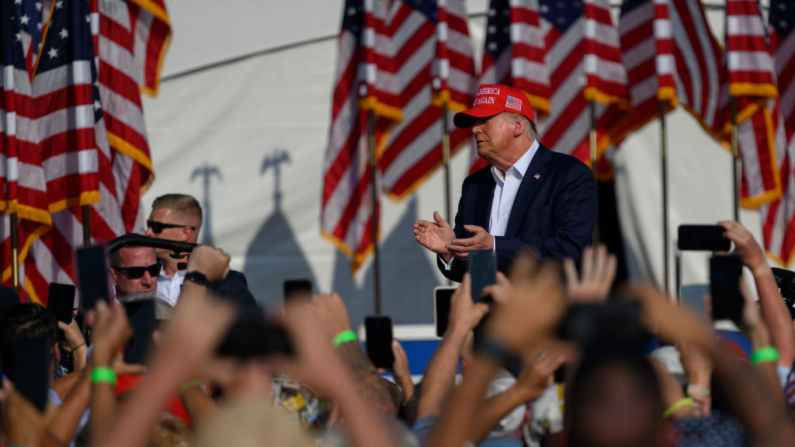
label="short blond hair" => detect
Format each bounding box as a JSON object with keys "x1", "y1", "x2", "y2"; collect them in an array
[{"x1": 152, "y1": 194, "x2": 202, "y2": 229}]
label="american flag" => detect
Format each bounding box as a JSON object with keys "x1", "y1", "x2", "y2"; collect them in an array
[
  {"x1": 534, "y1": 0, "x2": 628, "y2": 164},
  {"x1": 322, "y1": 0, "x2": 400, "y2": 273},
  {"x1": 14, "y1": 0, "x2": 166, "y2": 303},
  {"x1": 378, "y1": 0, "x2": 475, "y2": 199},
  {"x1": 0, "y1": 0, "x2": 52, "y2": 295},
  {"x1": 722, "y1": 0, "x2": 782, "y2": 209},
  {"x1": 432, "y1": 0, "x2": 477, "y2": 111},
  {"x1": 1, "y1": 0, "x2": 51, "y2": 223},
  {"x1": 667, "y1": 0, "x2": 723, "y2": 137},
  {"x1": 611, "y1": 0, "x2": 677, "y2": 144},
  {"x1": 762, "y1": 0, "x2": 795, "y2": 266},
  {"x1": 96, "y1": 0, "x2": 160, "y2": 226},
  {"x1": 470, "y1": 0, "x2": 550, "y2": 173},
  {"x1": 32, "y1": 0, "x2": 101, "y2": 212}
]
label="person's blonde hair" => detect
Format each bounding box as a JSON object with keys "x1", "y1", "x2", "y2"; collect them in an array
[
  {"x1": 193, "y1": 398, "x2": 314, "y2": 447},
  {"x1": 152, "y1": 194, "x2": 202, "y2": 229}
]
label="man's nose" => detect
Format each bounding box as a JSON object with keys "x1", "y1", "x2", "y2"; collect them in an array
[
  {"x1": 141, "y1": 271, "x2": 153, "y2": 286},
  {"x1": 144, "y1": 226, "x2": 154, "y2": 237}
]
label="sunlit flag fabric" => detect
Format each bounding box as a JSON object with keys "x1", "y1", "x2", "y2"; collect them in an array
[
  {"x1": 21, "y1": 0, "x2": 138, "y2": 303},
  {"x1": 762, "y1": 0, "x2": 795, "y2": 266},
  {"x1": 469, "y1": 0, "x2": 550, "y2": 173},
  {"x1": 0, "y1": 0, "x2": 52, "y2": 299},
  {"x1": 666, "y1": 0, "x2": 723, "y2": 137},
  {"x1": 322, "y1": 0, "x2": 402, "y2": 274},
  {"x1": 721, "y1": 0, "x2": 781, "y2": 209},
  {"x1": 96, "y1": 0, "x2": 159, "y2": 228},
  {"x1": 32, "y1": 0, "x2": 101, "y2": 213},
  {"x1": 378, "y1": 0, "x2": 475, "y2": 200},
  {"x1": 534, "y1": 0, "x2": 629, "y2": 165},
  {"x1": 611, "y1": 0, "x2": 677, "y2": 143}
]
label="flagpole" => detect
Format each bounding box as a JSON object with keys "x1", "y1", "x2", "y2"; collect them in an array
[
  {"x1": 82, "y1": 205, "x2": 91, "y2": 247},
  {"x1": 10, "y1": 212, "x2": 19, "y2": 296},
  {"x1": 367, "y1": 108, "x2": 382, "y2": 315},
  {"x1": 442, "y1": 100, "x2": 452, "y2": 223},
  {"x1": 730, "y1": 97, "x2": 741, "y2": 221},
  {"x1": 660, "y1": 100, "x2": 670, "y2": 295}
]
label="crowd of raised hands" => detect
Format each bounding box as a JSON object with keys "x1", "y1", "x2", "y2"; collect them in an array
[{"x1": 3, "y1": 220, "x2": 795, "y2": 447}]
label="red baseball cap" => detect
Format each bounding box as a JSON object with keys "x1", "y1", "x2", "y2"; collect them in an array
[{"x1": 454, "y1": 84, "x2": 535, "y2": 128}]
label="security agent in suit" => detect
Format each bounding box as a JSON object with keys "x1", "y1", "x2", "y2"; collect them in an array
[
  {"x1": 145, "y1": 194, "x2": 257, "y2": 306},
  {"x1": 414, "y1": 84, "x2": 597, "y2": 282}
]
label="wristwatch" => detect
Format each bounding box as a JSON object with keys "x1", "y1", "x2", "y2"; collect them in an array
[{"x1": 184, "y1": 271, "x2": 210, "y2": 287}]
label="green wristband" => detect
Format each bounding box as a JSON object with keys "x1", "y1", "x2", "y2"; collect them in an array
[
  {"x1": 179, "y1": 380, "x2": 204, "y2": 396},
  {"x1": 663, "y1": 397, "x2": 695, "y2": 419},
  {"x1": 332, "y1": 330, "x2": 357, "y2": 347},
  {"x1": 91, "y1": 367, "x2": 117, "y2": 387},
  {"x1": 751, "y1": 346, "x2": 779, "y2": 365}
]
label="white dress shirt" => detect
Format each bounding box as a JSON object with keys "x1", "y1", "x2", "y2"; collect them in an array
[
  {"x1": 157, "y1": 267, "x2": 186, "y2": 307},
  {"x1": 440, "y1": 140, "x2": 539, "y2": 270}
]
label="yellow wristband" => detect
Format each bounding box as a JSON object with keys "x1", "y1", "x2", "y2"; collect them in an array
[
  {"x1": 663, "y1": 397, "x2": 695, "y2": 419},
  {"x1": 179, "y1": 380, "x2": 204, "y2": 396}
]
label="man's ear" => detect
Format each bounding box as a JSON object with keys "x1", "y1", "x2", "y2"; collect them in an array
[{"x1": 512, "y1": 118, "x2": 525, "y2": 138}]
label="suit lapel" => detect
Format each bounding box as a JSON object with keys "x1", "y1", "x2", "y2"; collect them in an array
[
  {"x1": 474, "y1": 174, "x2": 495, "y2": 232},
  {"x1": 505, "y1": 144, "x2": 552, "y2": 236}
]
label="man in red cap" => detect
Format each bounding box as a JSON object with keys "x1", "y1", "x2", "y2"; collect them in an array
[{"x1": 413, "y1": 84, "x2": 597, "y2": 281}]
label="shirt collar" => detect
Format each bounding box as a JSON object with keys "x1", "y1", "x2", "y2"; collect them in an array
[{"x1": 491, "y1": 139, "x2": 539, "y2": 181}]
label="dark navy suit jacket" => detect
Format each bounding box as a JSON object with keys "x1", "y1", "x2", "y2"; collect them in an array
[
  {"x1": 210, "y1": 270, "x2": 257, "y2": 307},
  {"x1": 438, "y1": 144, "x2": 597, "y2": 282}
]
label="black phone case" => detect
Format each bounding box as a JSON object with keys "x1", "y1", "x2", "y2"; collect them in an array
[
  {"x1": 365, "y1": 316, "x2": 394, "y2": 369},
  {"x1": 13, "y1": 337, "x2": 51, "y2": 412},
  {"x1": 678, "y1": 225, "x2": 731, "y2": 251},
  {"x1": 470, "y1": 249, "x2": 496, "y2": 303},
  {"x1": 710, "y1": 256, "x2": 744, "y2": 322},
  {"x1": 123, "y1": 300, "x2": 156, "y2": 365},
  {"x1": 48, "y1": 283, "x2": 76, "y2": 324}
]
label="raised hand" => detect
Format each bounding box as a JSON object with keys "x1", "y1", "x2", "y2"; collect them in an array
[
  {"x1": 487, "y1": 253, "x2": 567, "y2": 352},
  {"x1": 186, "y1": 245, "x2": 231, "y2": 282},
  {"x1": 564, "y1": 244, "x2": 617, "y2": 303},
  {"x1": 718, "y1": 221, "x2": 769, "y2": 275},
  {"x1": 414, "y1": 211, "x2": 456, "y2": 257},
  {"x1": 447, "y1": 274, "x2": 490, "y2": 336}
]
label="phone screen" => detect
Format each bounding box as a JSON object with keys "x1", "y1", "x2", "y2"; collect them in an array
[
  {"x1": 123, "y1": 300, "x2": 157, "y2": 365},
  {"x1": 283, "y1": 279, "x2": 313, "y2": 303},
  {"x1": 12, "y1": 337, "x2": 51, "y2": 412},
  {"x1": 680, "y1": 285, "x2": 710, "y2": 320},
  {"x1": 76, "y1": 246, "x2": 111, "y2": 309},
  {"x1": 48, "y1": 283, "x2": 77, "y2": 325},
  {"x1": 678, "y1": 225, "x2": 731, "y2": 251},
  {"x1": 470, "y1": 249, "x2": 496, "y2": 303},
  {"x1": 710, "y1": 255, "x2": 744, "y2": 322},
  {"x1": 364, "y1": 316, "x2": 394, "y2": 369},
  {"x1": 434, "y1": 287, "x2": 455, "y2": 338}
]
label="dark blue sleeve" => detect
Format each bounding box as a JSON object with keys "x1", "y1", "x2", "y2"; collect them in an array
[
  {"x1": 212, "y1": 271, "x2": 257, "y2": 307},
  {"x1": 437, "y1": 181, "x2": 469, "y2": 283},
  {"x1": 494, "y1": 162, "x2": 596, "y2": 270}
]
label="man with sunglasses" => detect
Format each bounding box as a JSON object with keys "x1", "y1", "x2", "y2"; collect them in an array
[
  {"x1": 110, "y1": 245, "x2": 160, "y2": 301},
  {"x1": 146, "y1": 194, "x2": 256, "y2": 306}
]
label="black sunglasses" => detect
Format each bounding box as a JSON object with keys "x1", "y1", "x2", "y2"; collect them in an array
[
  {"x1": 146, "y1": 220, "x2": 195, "y2": 234},
  {"x1": 114, "y1": 263, "x2": 161, "y2": 279}
]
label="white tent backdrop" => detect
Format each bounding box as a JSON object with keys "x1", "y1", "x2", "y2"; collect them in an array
[{"x1": 140, "y1": 0, "x2": 785, "y2": 327}]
